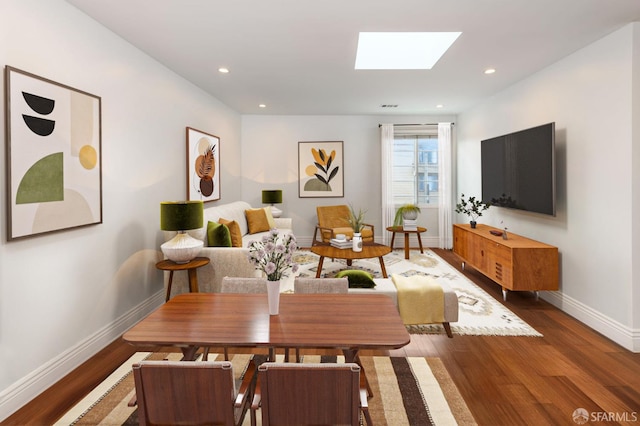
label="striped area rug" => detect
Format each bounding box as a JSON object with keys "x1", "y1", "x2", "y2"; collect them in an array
[{"x1": 56, "y1": 352, "x2": 477, "y2": 425}]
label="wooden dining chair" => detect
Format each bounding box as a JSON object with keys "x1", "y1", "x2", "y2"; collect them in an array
[
  {"x1": 251, "y1": 362, "x2": 372, "y2": 426},
  {"x1": 203, "y1": 277, "x2": 269, "y2": 361},
  {"x1": 292, "y1": 277, "x2": 348, "y2": 362},
  {"x1": 132, "y1": 360, "x2": 256, "y2": 426}
]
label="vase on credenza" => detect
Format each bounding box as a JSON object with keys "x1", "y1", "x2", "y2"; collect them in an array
[
  {"x1": 352, "y1": 233, "x2": 363, "y2": 252},
  {"x1": 470, "y1": 221, "x2": 477, "y2": 229},
  {"x1": 266, "y1": 280, "x2": 280, "y2": 315}
]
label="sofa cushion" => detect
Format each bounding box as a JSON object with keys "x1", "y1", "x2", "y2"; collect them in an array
[
  {"x1": 246, "y1": 208, "x2": 271, "y2": 234},
  {"x1": 218, "y1": 218, "x2": 242, "y2": 247},
  {"x1": 335, "y1": 269, "x2": 376, "y2": 289},
  {"x1": 207, "y1": 221, "x2": 232, "y2": 247}
]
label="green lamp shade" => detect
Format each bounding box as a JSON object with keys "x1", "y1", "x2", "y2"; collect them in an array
[
  {"x1": 160, "y1": 201, "x2": 204, "y2": 231},
  {"x1": 262, "y1": 190, "x2": 283, "y2": 204}
]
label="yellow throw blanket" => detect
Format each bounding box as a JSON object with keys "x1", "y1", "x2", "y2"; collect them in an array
[{"x1": 391, "y1": 274, "x2": 445, "y2": 325}]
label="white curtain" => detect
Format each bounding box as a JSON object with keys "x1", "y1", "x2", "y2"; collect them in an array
[
  {"x1": 438, "y1": 123, "x2": 453, "y2": 249},
  {"x1": 380, "y1": 124, "x2": 394, "y2": 245}
]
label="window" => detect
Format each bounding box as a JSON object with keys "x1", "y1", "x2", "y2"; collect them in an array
[{"x1": 392, "y1": 134, "x2": 439, "y2": 206}]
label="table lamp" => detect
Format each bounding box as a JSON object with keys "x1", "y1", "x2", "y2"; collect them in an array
[
  {"x1": 160, "y1": 201, "x2": 204, "y2": 263},
  {"x1": 262, "y1": 189, "x2": 283, "y2": 218}
]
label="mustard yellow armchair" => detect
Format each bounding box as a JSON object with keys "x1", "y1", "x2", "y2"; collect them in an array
[{"x1": 313, "y1": 205, "x2": 374, "y2": 245}]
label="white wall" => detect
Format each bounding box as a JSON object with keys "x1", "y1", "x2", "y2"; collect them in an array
[
  {"x1": 457, "y1": 24, "x2": 639, "y2": 350},
  {"x1": 241, "y1": 114, "x2": 456, "y2": 247},
  {"x1": 0, "y1": 0, "x2": 242, "y2": 418}
]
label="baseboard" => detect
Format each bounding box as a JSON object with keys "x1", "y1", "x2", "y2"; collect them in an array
[
  {"x1": 0, "y1": 291, "x2": 164, "y2": 422},
  {"x1": 542, "y1": 291, "x2": 640, "y2": 353}
]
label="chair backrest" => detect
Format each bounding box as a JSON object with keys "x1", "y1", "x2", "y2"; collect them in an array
[
  {"x1": 221, "y1": 276, "x2": 268, "y2": 293},
  {"x1": 294, "y1": 277, "x2": 348, "y2": 294},
  {"x1": 316, "y1": 204, "x2": 350, "y2": 228},
  {"x1": 257, "y1": 362, "x2": 361, "y2": 426},
  {"x1": 132, "y1": 360, "x2": 237, "y2": 426}
]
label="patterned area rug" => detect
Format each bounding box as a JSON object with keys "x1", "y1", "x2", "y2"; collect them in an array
[
  {"x1": 56, "y1": 352, "x2": 477, "y2": 426},
  {"x1": 288, "y1": 248, "x2": 542, "y2": 337}
]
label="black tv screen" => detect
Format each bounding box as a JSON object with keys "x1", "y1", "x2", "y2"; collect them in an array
[{"x1": 481, "y1": 122, "x2": 556, "y2": 216}]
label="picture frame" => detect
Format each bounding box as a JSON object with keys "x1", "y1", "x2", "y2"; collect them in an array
[
  {"x1": 5, "y1": 66, "x2": 102, "y2": 240},
  {"x1": 298, "y1": 141, "x2": 344, "y2": 198},
  {"x1": 186, "y1": 127, "x2": 220, "y2": 202}
]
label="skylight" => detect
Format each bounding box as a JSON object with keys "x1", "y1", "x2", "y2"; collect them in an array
[{"x1": 355, "y1": 32, "x2": 461, "y2": 70}]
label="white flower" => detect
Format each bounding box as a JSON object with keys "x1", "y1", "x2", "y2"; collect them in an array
[{"x1": 247, "y1": 230, "x2": 298, "y2": 281}]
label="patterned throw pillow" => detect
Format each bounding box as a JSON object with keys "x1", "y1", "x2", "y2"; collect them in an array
[{"x1": 335, "y1": 270, "x2": 376, "y2": 288}]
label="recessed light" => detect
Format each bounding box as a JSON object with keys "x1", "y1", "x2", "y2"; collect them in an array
[
  {"x1": 259, "y1": 104, "x2": 266, "y2": 108},
  {"x1": 218, "y1": 67, "x2": 230, "y2": 74},
  {"x1": 484, "y1": 68, "x2": 496, "y2": 74},
  {"x1": 436, "y1": 104, "x2": 444, "y2": 108},
  {"x1": 355, "y1": 32, "x2": 461, "y2": 70}
]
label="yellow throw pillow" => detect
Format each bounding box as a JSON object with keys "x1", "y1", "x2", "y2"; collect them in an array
[
  {"x1": 218, "y1": 218, "x2": 242, "y2": 247},
  {"x1": 263, "y1": 207, "x2": 276, "y2": 229},
  {"x1": 245, "y1": 208, "x2": 270, "y2": 234}
]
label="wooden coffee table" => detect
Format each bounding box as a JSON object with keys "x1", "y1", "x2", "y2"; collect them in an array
[{"x1": 310, "y1": 242, "x2": 392, "y2": 278}]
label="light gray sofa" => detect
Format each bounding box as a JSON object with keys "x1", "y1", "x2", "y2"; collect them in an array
[{"x1": 163, "y1": 201, "x2": 293, "y2": 298}]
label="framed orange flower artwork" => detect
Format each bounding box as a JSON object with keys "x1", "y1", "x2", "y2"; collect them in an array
[
  {"x1": 298, "y1": 141, "x2": 344, "y2": 198},
  {"x1": 186, "y1": 127, "x2": 220, "y2": 202}
]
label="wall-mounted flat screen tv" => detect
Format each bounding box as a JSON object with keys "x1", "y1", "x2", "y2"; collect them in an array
[{"x1": 481, "y1": 122, "x2": 556, "y2": 216}]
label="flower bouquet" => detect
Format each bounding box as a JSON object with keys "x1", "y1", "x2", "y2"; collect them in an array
[{"x1": 247, "y1": 229, "x2": 299, "y2": 281}]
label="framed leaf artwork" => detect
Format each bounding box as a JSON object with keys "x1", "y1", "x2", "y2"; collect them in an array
[
  {"x1": 186, "y1": 127, "x2": 220, "y2": 202},
  {"x1": 4, "y1": 66, "x2": 102, "y2": 240},
  {"x1": 298, "y1": 141, "x2": 344, "y2": 198}
]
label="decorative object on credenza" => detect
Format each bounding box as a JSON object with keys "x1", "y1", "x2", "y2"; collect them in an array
[
  {"x1": 5, "y1": 66, "x2": 103, "y2": 240},
  {"x1": 247, "y1": 230, "x2": 299, "y2": 314},
  {"x1": 455, "y1": 193, "x2": 490, "y2": 228},
  {"x1": 262, "y1": 189, "x2": 283, "y2": 218},
  {"x1": 186, "y1": 127, "x2": 220, "y2": 202},
  {"x1": 393, "y1": 203, "x2": 421, "y2": 230},
  {"x1": 298, "y1": 141, "x2": 344, "y2": 198},
  {"x1": 160, "y1": 201, "x2": 204, "y2": 263}
]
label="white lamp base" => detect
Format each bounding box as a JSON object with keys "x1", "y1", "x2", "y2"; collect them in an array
[
  {"x1": 270, "y1": 205, "x2": 283, "y2": 218},
  {"x1": 161, "y1": 232, "x2": 203, "y2": 264}
]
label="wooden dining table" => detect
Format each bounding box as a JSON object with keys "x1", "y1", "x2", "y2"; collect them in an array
[{"x1": 123, "y1": 292, "x2": 411, "y2": 363}]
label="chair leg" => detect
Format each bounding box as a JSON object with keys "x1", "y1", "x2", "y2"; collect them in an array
[{"x1": 443, "y1": 322, "x2": 453, "y2": 338}]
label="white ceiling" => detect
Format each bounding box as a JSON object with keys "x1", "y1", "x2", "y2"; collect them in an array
[{"x1": 66, "y1": 0, "x2": 640, "y2": 116}]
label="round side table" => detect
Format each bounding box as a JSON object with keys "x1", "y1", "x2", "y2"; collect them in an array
[
  {"x1": 386, "y1": 226, "x2": 427, "y2": 259},
  {"x1": 156, "y1": 256, "x2": 210, "y2": 302}
]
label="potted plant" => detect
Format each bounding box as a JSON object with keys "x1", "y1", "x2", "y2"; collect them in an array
[
  {"x1": 346, "y1": 205, "x2": 366, "y2": 252},
  {"x1": 455, "y1": 194, "x2": 490, "y2": 228},
  {"x1": 393, "y1": 203, "x2": 421, "y2": 227}
]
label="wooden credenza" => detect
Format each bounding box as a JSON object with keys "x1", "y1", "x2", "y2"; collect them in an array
[{"x1": 452, "y1": 223, "x2": 558, "y2": 300}]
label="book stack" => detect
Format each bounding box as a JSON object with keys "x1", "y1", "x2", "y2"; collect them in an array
[
  {"x1": 330, "y1": 238, "x2": 352, "y2": 249},
  {"x1": 402, "y1": 219, "x2": 418, "y2": 231}
]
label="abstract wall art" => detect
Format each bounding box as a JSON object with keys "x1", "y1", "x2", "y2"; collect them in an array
[
  {"x1": 5, "y1": 66, "x2": 102, "y2": 240},
  {"x1": 187, "y1": 127, "x2": 220, "y2": 202},
  {"x1": 298, "y1": 141, "x2": 344, "y2": 198}
]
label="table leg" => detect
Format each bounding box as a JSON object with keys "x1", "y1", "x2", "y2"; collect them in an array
[
  {"x1": 187, "y1": 268, "x2": 199, "y2": 293},
  {"x1": 378, "y1": 257, "x2": 388, "y2": 278},
  {"x1": 316, "y1": 256, "x2": 326, "y2": 278},
  {"x1": 165, "y1": 271, "x2": 174, "y2": 302},
  {"x1": 417, "y1": 231, "x2": 424, "y2": 254},
  {"x1": 403, "y1": 232, "x2": 410, "y2": 259},
  {"x1": 390, "y1": 231, "x2": 396, "y2": 250},
  {"x1": 181, "y1": 346, "x2": 200, "y2": 361}
]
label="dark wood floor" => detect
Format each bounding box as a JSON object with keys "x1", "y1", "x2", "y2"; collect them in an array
[{"x1": 4, "y1": 249, "x2": 640, "y2": 425}]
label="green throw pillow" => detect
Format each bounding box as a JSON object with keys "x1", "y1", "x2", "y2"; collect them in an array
[
  {"x1": 207, "y1": 221, "x2": 232, "y2": 247},
  {"x1": 335, "y1": 270, "x2": 376, "y2": 289}
]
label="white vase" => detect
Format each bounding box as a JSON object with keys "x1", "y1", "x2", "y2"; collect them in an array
[
  {"x1": 352, "y1": 233, "x2": 363, "y2": 252},
  {"x1": 266, "y1": 280, "x2": 281, "y2": 315}
]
